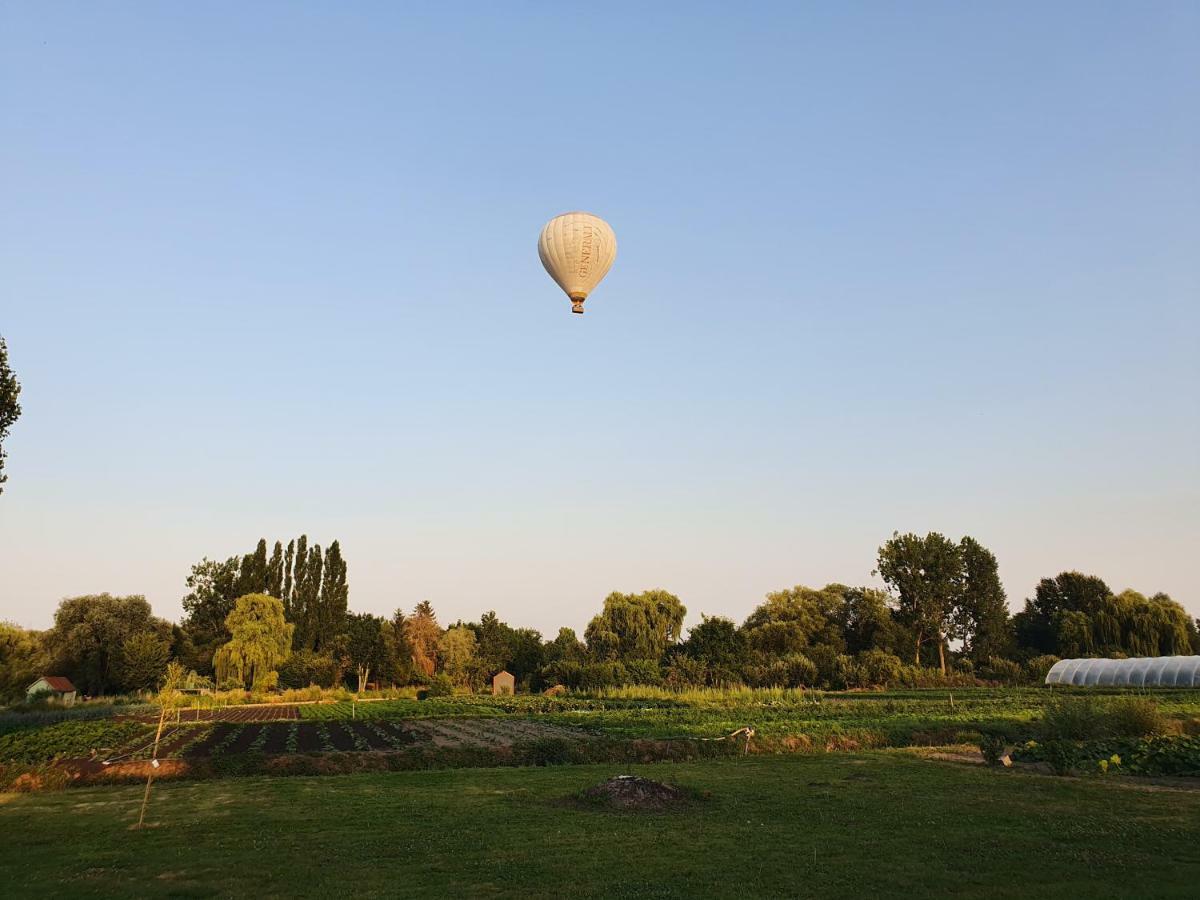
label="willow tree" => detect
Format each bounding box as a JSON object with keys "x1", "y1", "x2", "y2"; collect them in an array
[
  {"x1": 214, "y1": 593, "x2": 293, "y2": 690},
  {"x1": 584, "y1": 589, "x2": 686, "y2": 662}
]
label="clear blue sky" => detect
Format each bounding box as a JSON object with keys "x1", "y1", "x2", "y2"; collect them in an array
[{"x1": 2, "y1": 2, "x2": 1197, "y2": 634}]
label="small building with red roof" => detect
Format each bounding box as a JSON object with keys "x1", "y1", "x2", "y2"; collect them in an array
[{"x1": 26, "y1": 676, "x2": 77, "y2": 705}]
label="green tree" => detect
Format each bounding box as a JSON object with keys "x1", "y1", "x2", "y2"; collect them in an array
[
  {"x1": 584, "y1": 589, "x2": 686, "y2": 662},
  {"x1": 438, "y1": 626, "x2": 479, "y2": 688},
  {"x1": 295, "y1": 543, "x2": 323, "y2": 651},
  {"x1": 0, "y1": 622, "x2": 47, "y2": 703},
  {"x1": 315, "y1": 540, "x2": 349, "y2": 652},
  {"x1": 344, "y1": 612, "x2": 386, "y2": 692},
  {"x1": 876, "y1": 532, "x2": 964, "y2": 673},
  {"x1": 1013, "y1": 572, "x2": 1112, "y2": 656},
  {"x1": 678, "y1": 615, "x2": 748, "y2": 684},
  {"x1": 0, "y1": 335, "x2": 21, "y2": 495},
  {"x1": 384, "y1": 610, "x2": 416, "y2": 685},
  {"x1": 954, "y1": 537, "x2": 1012, "y2": 662},
  {"x1": 180, "y1": 556, "x2": 242, "y2": 673},
  {"x1": 213, "y1": 594, "x2": 294, "y2": 690},
  {"x1": 742, "y1": 584, "x2": 847, "y2": 657},
  {"x1": 237, "y1": 539, "x2": 269, "y2": 596},
  {"x1": 507, "y1": 628, "x2": 545, "y2": 684},
  {"x1": 836, "y1": 586, "x2": 903, "y2": 655},
  {"x1": 544, "y1": 627, "x2": 586, "y2": 664},
  {"x1": 45, "y1": 594, "x2": 171, "y2": 695},
  {"x1": 287, "y1": 535, "x2": 309, "y2": 630},
  {"x1": 116, "y1": 632, "x2": 171, "y2": 693},
  {"x1": 267, "y1": 541, "x2": 285, "y2": 598}
]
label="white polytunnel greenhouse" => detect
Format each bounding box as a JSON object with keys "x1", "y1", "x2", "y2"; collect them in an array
[{"x1": 1045, "y1": 656, "x2": 1200, "y2": 688}]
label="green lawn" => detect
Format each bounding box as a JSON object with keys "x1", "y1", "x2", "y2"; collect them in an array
[{"x1": 2, "y1": 753, "x2": 1197, "y2": 898}]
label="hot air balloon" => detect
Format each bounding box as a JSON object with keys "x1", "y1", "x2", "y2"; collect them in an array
[{"x1": 538, "y1": 212, "x2": 617, "y2": 314}]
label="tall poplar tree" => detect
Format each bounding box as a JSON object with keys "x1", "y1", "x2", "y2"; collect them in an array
[
  {"x1": 315, "y1": 540, "x2": 349, "y2": 651},
  {"x1": 267, "y1": 541, "x2": 284, "y2": 598},
  {"x1": 0, "y1": 336, "x2": 21, "y2": 496},
  {"x1": 283, "y1": 539, "x2": 296, "y2": 611}
]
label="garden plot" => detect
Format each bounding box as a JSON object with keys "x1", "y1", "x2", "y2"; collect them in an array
[
  {"x1": 402, "y1": 718, "x2": 590, "y2": 749},
  {"x1": 129, "y1": 705, "x2": 302, "y2": 724}
]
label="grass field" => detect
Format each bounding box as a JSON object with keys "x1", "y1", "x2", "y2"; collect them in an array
[{"x1": 1, "y1": 752, "x2": 1197, "y2": 898}]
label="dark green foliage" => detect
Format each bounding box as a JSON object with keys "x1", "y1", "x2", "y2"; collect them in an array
[
  {"x1": 267, "y1": 541, "x2": 284, "y2": 598},
  {"x1": 584, "y1": 590, "x2": 686, "y2": 662},
  {"x1": 45, "y1": 594, "x2": 172, "y2": 695},
  {"x1": 955, "y1": 538, "x2": 1012, "y2": 662},
  {"x1": 343, "y1": 612, "x2": 387, "y2": 691},
  {"x1": 876, "y1": 532, "x2": 964, "y2": 672},
  {"x1": 0, "y1": 335, "x2": 20, "y2": 495},
  {"x1": 0, "y1": 719, "x2": 149, "y2": 764},
  {"x1": 277, "y1": 650, "x2": 339, "y2": 689},
  {"x1": 315, "y1": 541, "x2": 348, "y2": 651},
  {"x1": 1014, "y1": 572, "x2": 1193, "y2": 659},
  {"x1": 180, "y1": 557, "x2": 242, "y2": 672},
  {"x1": 979, "y1": 732, "x2": 1007, "y2": 766},
  {"x1": 978, "y1": 656, "x2": 1022, "y2": 684},
  {"x1": 1040, "y1": 696, "x2": 1167, "y2": 742},
  {"x1": 424, "y1": 674, "x2": 455, "y2": 697}
]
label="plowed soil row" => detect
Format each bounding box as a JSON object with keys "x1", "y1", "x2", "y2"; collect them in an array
[
  {"x1": 126, "y1": 705, "x2": 302, "y2": 724},
  {"x1": 157, "y1": 718, "x2": 582, "y2": 758}
]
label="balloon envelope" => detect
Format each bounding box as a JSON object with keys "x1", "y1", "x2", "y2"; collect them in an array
[{"x1": 538, "y1": 212, "x2": 617, "y2": 313}]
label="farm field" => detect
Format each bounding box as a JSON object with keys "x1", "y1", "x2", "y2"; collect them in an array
[
  {"x1": 2, "y1": 752, "x2": 1198, "y2": 898},
  {"x1": 4, "y1": 688, "x2": 1200, "y2": 775}
]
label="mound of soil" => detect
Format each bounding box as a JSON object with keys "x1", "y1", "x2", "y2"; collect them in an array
[{"x1": 580, "y1": 775, "x2": 692, "y2": 811}]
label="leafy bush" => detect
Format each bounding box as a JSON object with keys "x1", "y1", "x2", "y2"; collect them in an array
[
  {"x1": 1041, "y1": 697, "x2": 1106, "y2": 741},
  {"x1": 858, "y1": 651, "x2": 903, "y2": 688},
  {"x1": 1104, "y1": 697, "x2": 1167, "y2": 738},
  {"x1": 1023, "y1": 655, "x2": 1060, "y2": 684},
  {"x1": 622, "y1": 659, "x2": 663, "y2": 686},
  {"x1": 423, "y1": 675, "x2": 455, "y2": 698},
  {"x1": 1043, "y1": 740, "x2": 1076, "y2": 776},
  {"x1": 277, "y1": 651, "x2": 339, "y2": 690},
  {"x1": 979, "y1": 657, "x2": 1022, "y2": 685},
  {"x1": 979, "y1": 733, "x2": 1007, "y2": 767}
]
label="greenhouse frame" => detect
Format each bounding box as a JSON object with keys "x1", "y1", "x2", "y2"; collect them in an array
[{"x1": 1045, "y1": 656, "x2": 1200, "y2": 687}]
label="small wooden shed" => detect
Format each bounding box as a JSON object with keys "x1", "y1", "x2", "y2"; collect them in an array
[
  {"x1": 492, "y1": 670, "x2": 515, "y2": 696},
  {"x1": 26, "y1": 676, "x2": 77, "y2": 706}
]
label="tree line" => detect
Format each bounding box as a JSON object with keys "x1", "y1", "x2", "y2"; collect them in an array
[{"x1": 2, "y1": 531, "x2": 1197, "y2": 702}]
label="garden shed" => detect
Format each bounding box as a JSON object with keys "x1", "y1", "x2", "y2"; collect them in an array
[
  {"x1": 492, "y1": 670, "x2": 515, "y2": 695},
  {"x1": 25, "y1": 676, "x2": 78, "y2": 705},
  {"x1": 1045, "y1": 656, "x2": 1200, "y2": 687}
]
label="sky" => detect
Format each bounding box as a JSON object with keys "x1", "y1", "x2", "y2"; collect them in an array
[{"x1": 1, "y1": 2, "x2": 1197, "y2": 636}]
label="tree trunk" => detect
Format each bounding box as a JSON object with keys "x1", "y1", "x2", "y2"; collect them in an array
[
  {"x1": 938, "y1": 636, "x2": 946, "y2": 675},
  {"x1": 357, "y1": 665, "x2": 369, "y2": 694},
  {"x1": 915, "y1": 636, "x2": 921, "y2": 666}
]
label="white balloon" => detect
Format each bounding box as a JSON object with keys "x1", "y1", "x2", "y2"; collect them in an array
[{"x1": 538, "y1": 212, "x2": 617, "y2": 314}]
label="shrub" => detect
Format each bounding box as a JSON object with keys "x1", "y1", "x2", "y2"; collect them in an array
[
  {"x1": 423, "y1": 675, "x2": 454, "y2": 698},
  {"x1": 1023, "y1": 655, "x2": 1060, "y2": 684},
  {"x1": 1043, "y1": 740, "x2": 1076, "y2": 776},
  {"x1": 805, "y1": 645, "x2": 841, "y2": 688},
  {"x1": 979, "y1": 733, "x2": 1007, "y2": 767},
  {"x1": 835, "y1": 655, "x2": 868, "y2": 690},
  {"x1": 277, "y1": 651, "x2": 339, "y2": 690},
  {"x1": 663, "y1": 656, "x2": 707, "y2": 689},
  {"x1": 623, "y1": 659, "x2": 663, "y2": 686},
  {"x1": 979, "y1": 657, "x2": 1022, "y2": 684},
  {"x1": 1041, "y1": 697, "x2": 1106, "y2": 741},
  {"x1": 857, "y1": 650, "x2": 903, "y2": 688},
  {"x1": 1104, "y1": 697, "x2": 1167, "y2": 738},
  {"x1": 578, "y1": 662, "x2": 629, "y2": 691}
]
